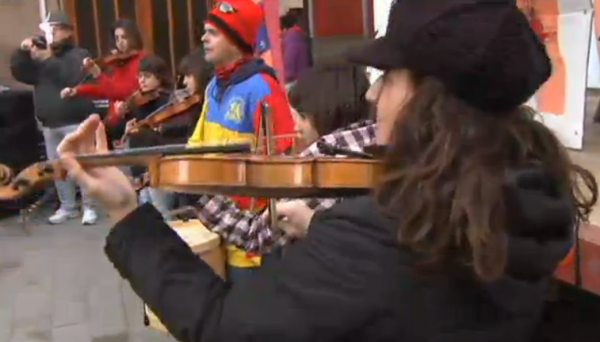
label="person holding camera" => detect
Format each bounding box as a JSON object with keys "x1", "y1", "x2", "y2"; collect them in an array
[{"x1": 10, "y1": 11, "x2": 98, "y2": 225}]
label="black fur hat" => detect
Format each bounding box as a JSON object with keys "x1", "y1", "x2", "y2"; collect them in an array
[{"x1": 347, "y1": 0, "x2": 551, "y2": 113}]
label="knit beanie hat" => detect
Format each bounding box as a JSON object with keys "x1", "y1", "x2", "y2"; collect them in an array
[
  {"x1": 347, "y1": 0, "x2": 551, "y2": 113},
  {"x1": 41, "y1": 11, "x2": 73, "y2": 28},
  {"x1": 206, "y1": 0, "x2": 264, "y2": 54}
]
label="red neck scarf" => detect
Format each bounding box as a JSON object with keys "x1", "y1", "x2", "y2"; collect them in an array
[{"x1": 215, "y1": 56, "x2": 253, "y2": 82}]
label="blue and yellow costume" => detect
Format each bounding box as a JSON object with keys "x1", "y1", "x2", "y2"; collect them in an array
[{"x1": 188, "y1": 58, "x2": 293, "y2": 279}]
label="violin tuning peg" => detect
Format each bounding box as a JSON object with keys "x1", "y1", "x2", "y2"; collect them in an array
[{"x1": 41, "y1": 164, "x2": 54, "y2": 174}]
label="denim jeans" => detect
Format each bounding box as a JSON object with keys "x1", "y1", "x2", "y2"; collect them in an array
[
  {"x1": 139, "y1": 187, "x2": 175, "y2": 219},
  {"x1": 227, "y1": 266, "x2": 257, "y2": 283},
  {"x1": 42, "y1": 124, "x2": 93, "y2": 211}
]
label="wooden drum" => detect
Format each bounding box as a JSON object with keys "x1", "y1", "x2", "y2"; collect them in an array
[{"x1": 145, "y1": 219, "x2": 226, "y2": 333}]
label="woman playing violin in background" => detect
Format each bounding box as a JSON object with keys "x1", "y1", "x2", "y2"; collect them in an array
[
  {"x1": 189, "y1": 61, "x2": 374, "y2": 254},
  {"x1": 60, "y1": 19, "x2": 145, "y2": 145},
  {"x1": 56, "y1": 1, "x2": 599, "y2": 341},
  {"x1": 122, "y1": 55, "x2": 172, "y2": 137},
  {"x1": 156, "y1": 49, "x2": 214, "y2": 145},
  {"x1": 121, "y1": 54, "x2": 173, "y2": 218},
  {"x1": 129, "y1": 49, "x2": 213, "y2": 209}
]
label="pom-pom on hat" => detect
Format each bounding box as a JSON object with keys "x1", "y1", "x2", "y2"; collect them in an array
[{"x1": 206, "y1": 0, "x2": 264, "y2": 55}]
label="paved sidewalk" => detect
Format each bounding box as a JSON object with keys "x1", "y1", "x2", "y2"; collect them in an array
[{"x1": 0, "y1": 209, "x2": 176, "y2": 342}]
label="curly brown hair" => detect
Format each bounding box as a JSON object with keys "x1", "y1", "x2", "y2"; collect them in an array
[{"x1": 376, "y1": 75, "x2": 598, "y2": 281}]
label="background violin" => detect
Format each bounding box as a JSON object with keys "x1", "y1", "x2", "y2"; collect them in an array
[
  {"x1": 83, "y1": 50, "x2": 139, "y2": 71},
  {"x1": 126, "y1": 93, "x2": 201, "y2": 134},
  {"x1": 0, "y1": 143, "x2": 251, "y2": 200},
  {"x1": 123, "y1": 89, "x2": 163, "y2": 109}
]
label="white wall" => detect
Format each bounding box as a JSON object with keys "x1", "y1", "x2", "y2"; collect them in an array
[
  {"x1": 588, "y1": 24, "x2": 600, "y2": 89},
  {"x1": 280, "y1": 0, "x2": 303, "y2": 14},
  {"x1": 371, "y1": 0, "x2": 592, "y2": 150}
]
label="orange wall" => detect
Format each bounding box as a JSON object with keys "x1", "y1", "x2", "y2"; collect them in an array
[{"x1": 312, "y1": 0, "x2": 364, "y2": 36}]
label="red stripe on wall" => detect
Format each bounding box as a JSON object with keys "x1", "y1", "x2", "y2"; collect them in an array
[{"x1": 312, "y1": 0, "x2": 364, "y2": 36}]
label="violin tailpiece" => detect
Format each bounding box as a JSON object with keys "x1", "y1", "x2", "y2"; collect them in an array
[
  {"x1": 169, "y1": 206, "x2": 201, "y2": 222},
  {"x1": 316, "y1": 141, "x2": 373, "y2": 159}
]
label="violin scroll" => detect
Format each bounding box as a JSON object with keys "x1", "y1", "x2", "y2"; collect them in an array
[
  {"x1": 0, "y1": 161, "x2": 59, "y2": 200},
  {"x1": 0, "y1": 164, "x2": 13, "y2": 186}
]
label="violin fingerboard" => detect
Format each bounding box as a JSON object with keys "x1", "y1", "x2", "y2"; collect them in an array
[{"x1": 78, "y1": 143, "x2": 252, "y2": 160}]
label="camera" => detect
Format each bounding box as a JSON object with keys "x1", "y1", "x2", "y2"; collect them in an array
[{"x1": 31, "y1": 36, "x2": 47, "y2": 49}]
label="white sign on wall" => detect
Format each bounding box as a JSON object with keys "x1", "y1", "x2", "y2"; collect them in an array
[
  {"x1": 529, "y1": 8, "x2": 592, "y2": 150},
  {"x1": 367, "y1": 0, "x2": 393, "y2": 84},
  {"x1": 588, "y1": 20, "x2": 600, "y2": 89}
]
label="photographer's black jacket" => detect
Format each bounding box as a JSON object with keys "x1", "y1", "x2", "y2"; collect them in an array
[{"x1": 10, "y1": 38, "x2": 95, "y2": 128}]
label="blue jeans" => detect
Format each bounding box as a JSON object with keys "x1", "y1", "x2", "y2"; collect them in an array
[
  {"x1": 227, "y1": 266, "x2": 257, "y2": 283},
  {"x1": 139, "y1": 187, "x2": 175, "y2": 219},
  {"x1": 42, "y1": 124, "x2": 93, "y2": 211}
]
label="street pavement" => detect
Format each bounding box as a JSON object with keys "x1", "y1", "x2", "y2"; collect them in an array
[{"x1": 0, "y1": 207, "x2": 176, "y2": 342}]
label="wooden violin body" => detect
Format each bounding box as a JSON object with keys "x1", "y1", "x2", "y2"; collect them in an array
[
  {"x1": 126, "y1": 89, "x2": 162, "y2": 109},
  {"x1": 132, "y1": 93, "x2": 201, "y2": 131},
  {"x1": 150, "y1": 154, "x2": 381, "y2": 198},
  {"x1": 0, "y1": 143, "x2": 381, "y2": 201}
]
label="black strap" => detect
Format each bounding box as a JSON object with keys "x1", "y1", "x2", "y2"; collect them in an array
[{"x1": 143, "y1": 304, "x2": 150, "y2": 326}]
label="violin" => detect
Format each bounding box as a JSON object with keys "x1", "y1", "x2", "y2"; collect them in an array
[
  {"x1": 130, "y1": 93, "x2": 201, "y2": 132},
  {"x1": 103, "y1": 89, "x2": 161, "y2": 125},
  {"x1": 125, "y1": 89, "x2": 163, "y2": 109},
  {"x1": 0, "y1": 143, "x2": 382, "y2": 201},
  {"x1": 84, "y1": 50, "x2": 139, "y2": 70}
]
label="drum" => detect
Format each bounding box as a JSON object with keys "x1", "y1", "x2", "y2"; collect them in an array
[{"x1": 145, "y1": 219, "x2": 226, "y2": 333}]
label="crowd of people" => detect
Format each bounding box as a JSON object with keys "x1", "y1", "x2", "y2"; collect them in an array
[{"x1": 7, "y1": 0, "x2": 600, "y2": 341}]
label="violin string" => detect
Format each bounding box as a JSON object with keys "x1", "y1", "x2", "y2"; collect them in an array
[{"x1": 252, "y1": 134, "x2": 299, "y2": 154}]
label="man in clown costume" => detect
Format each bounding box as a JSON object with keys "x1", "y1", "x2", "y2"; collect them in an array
[{"x1": 188, "y1": 0, "x2": 294, "y2": 281}]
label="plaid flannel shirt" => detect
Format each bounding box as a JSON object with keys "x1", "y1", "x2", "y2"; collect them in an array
[{"x1": 194, "y1": 120, "x2": 377, "y2": 253}]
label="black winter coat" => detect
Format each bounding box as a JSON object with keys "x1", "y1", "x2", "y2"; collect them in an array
[{"x1": 105, "y1": 165, "x2": 574, "y2": 342}]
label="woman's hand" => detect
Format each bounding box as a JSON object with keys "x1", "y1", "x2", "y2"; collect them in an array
[
  {"x1": 57, "y1": 114, "x2": 138, "y2": 224},
  {"x1": 114, "y1": 101, "x2": 129, "y2": 116},
  {"x1": 20, "y1": 38, "x2": 33, "y2": 51},
  {"x1": 125, "y1": 119, "x2": 138, "y2": 135},
  {"x1": 264, "y1": 200, "x2": 315, "y2": 238},
  {"x1": 60, "y1": 87, "x2": 76, "y2": 98},
  {"x1": 31, "y1": 45, "x2": 51, "y2": 60},
  {"x1": 83, "y1": 57, "x2": 101, "y2": 78}
]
